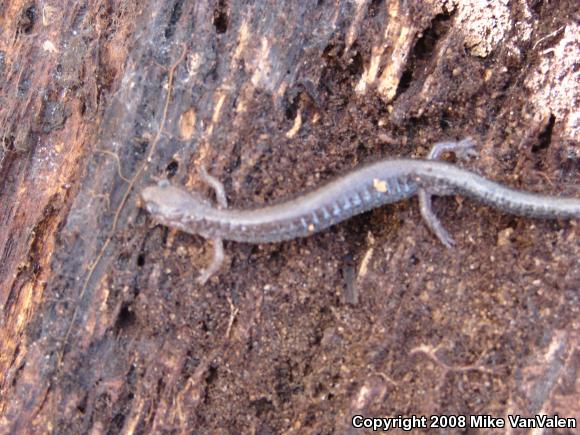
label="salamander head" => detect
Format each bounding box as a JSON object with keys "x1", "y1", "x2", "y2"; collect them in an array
[{"x1": 141, "y1": 180, "x2": 212, "y2": 225}]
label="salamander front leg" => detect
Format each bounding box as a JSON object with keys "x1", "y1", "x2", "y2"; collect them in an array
[
  {"x1": 199, "y1": 166, "x2": 228, "y2": 208},
  {"x1": 197, "y1": 237, "x2": 225, "y2": 284},
  {"x1": 419, "y1": 138, "x2": 478, "y2": 248},
  {"x1": 196, "y1": 166, "x2": 228, "y2": 283}
]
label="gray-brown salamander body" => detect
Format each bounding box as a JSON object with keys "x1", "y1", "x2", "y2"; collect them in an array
[{"x1": 141, "y1": 139, "x2": 579, "y2": 282}]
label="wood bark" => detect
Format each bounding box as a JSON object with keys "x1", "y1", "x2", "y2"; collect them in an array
[{"x1": 1, "y1": 0, "x2": 578, "y2": 432}]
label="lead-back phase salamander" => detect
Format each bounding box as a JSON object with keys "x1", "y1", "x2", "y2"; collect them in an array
[{"x1": 141, "y1": 139, "x2": 580, "y2": 283}]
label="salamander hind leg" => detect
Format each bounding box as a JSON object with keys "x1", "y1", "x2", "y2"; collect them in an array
[
  {"x1": 419, "y1": 190, "x2": 455, "y2": 248},
  {"x1": 428, "y1": 137, "x2": 478, "y2": 161},
  {"x1": 419, "y1": 138, "x2": 477, "y2": 248}
]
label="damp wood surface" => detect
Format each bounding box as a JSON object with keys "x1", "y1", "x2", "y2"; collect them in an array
[{"x1": 1, "y1": 0, "x2": 579, "y2": 433}]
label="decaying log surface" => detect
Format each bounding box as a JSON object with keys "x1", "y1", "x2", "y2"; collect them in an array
[{"x1": 1, "y1": 1, "x2": 578, "y2": 432}]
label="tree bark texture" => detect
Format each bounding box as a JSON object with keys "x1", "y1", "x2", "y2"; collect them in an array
[{"x1": 1, "y1": 0, "x2": 578, "y2": 432}]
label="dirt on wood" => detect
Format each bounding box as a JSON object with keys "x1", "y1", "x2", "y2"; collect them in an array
[{"x1": 1, "y1": 1, "x2": 578, "y2": 433}]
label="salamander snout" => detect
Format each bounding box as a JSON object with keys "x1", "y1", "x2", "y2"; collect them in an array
[{"x1": 141, "y1": 181, "x2": 212, "y2": 220}]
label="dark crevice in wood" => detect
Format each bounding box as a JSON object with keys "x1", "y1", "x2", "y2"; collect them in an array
[
  {"x1": 17, "y1": 4, "x2": 36, "y2": 35},
  {"x1": 165, "y1": 0, "x2": 185, "y2": 39},
  {"x1": 394, "y1": 12, "x2": 452, "y2": 99},
  {"x1": 368, "y1": 0, "x2": 385, "y2": 18},
  {"x1": 532, "y1": 113, "x2": 555, "y2": 153},
  {"x1": 213, "y1": 0, "x2": 229, "y2": 34},
  {"x1": 165, "y1": 159, "x2": 179, "y2": 177}
]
